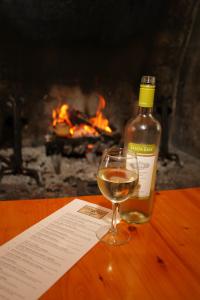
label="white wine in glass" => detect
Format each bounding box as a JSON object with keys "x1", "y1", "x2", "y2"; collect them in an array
[{"x1": 96, "y1": 147, "x2": 138, "y2": 246}]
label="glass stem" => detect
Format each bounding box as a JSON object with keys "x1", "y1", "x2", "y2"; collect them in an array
[{"x1": 111, "y1": 203, "x2": 119, "y2": 234}]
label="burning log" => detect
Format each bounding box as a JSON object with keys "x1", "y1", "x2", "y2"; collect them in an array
[
  {"x1": 51, "y1": 94, "x2": 112, "y2": 138},
  {"x1": 69, "y1": 109, "x2": 113, "y2": 136},
  {"x1": 46, "y1": 94, "x2": 120, "y2": 158},
  {"x1": 53, "y1": 123, "x2": 70, "y2": 137},
  {"x1": 52, "y1": 108, "x2": 111, "y2": 138}
]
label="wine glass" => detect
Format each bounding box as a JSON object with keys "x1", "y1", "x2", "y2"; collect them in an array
[{"x1": 96, "y1": 147, "x2": 139, "y2": 246}]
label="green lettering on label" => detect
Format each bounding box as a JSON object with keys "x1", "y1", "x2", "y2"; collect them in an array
[{"x1": 128, "y1": 143, "x2": 155, "y2": 154}]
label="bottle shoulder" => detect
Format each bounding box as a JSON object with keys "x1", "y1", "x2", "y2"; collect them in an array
[
  {"x1": 151, "y1": 115, "x2": 161, "y2": 131},
  {"x1": 126, "y1": 114, "x2": 161, "y2": 132}
]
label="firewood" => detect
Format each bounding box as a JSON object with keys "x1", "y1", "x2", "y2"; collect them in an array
[
  {"x1": 53, "y1": 123, "x2": 70, "y2": 137},
  {"x1": 69, "y1": 109, "x2": 111, "y2": 136}
]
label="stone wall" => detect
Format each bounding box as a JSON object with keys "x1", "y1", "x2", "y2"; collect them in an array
[{"x1": 171, "y1": 3, "x2": 200, "y2": 158}]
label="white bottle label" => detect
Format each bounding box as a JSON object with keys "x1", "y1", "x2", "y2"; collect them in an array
[{"x1": 137, "y1": 155, "x2": 155, "y2": 197}]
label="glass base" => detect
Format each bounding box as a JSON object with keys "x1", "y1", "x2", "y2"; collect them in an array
[
  {"x1": 120, "y1": 211, "x2": 151, "y2": 224},
  {"x1": 96, "y1": 224, "x2": 131, "y2": 246}
]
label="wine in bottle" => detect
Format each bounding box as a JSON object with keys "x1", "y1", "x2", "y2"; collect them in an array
[{"x1": 120, "y1": 75, "x2": 161, "y2": 224}]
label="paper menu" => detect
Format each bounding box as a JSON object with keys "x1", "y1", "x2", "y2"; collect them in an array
[{"x1": 0, "y1": 199, "x2": 111, "y2": 300}]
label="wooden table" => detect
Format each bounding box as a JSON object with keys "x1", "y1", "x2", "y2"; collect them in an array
[{"x1": 0, "y1": 187, "x2": 200, "y2": 300}]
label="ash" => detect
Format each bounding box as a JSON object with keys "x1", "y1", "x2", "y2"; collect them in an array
[
  {"x1": 0, "y1": 146, "x2": 199, "y2": 200},
  {"x1": 0, "y1": 146, "x2": 99, "y2": 200}
]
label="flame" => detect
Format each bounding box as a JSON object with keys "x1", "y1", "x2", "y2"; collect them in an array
[
  {"x1": 52, "y1": 104, "x2": 72, "y2": 127},
  {"x1": 69, "y1": 124, "x2": 98, "y2": 137},
  {"x1": 52, "y1": 95, "x2": 112, "y2": 138},
  {"x1": 89, "y1": 95, "x2": 112, "y2": 133}
]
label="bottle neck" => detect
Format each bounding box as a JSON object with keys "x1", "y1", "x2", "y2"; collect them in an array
[
  {"x1": 138, "y1": 84, "x2": 155, "y2": 108},
  {"x1": 138, "y1": 106, "x2": 153, "y2": 116}
]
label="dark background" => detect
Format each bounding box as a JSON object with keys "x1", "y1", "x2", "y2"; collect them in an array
[{"x1": 0, "y1": 0, "x2": 199, "y2": 159}]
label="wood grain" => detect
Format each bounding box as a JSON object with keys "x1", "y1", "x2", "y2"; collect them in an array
[{"x1": 0, "y1": 188, "x2": 200, "y2": 300}]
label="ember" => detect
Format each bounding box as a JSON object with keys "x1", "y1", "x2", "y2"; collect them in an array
[{"x1": 52, "y1": 95, "x2": 112, "y2": 138}]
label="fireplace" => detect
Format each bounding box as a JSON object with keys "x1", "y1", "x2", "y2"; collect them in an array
[
  {"x1": 44, "y1": 92, "x2": 122, "y2": 162},
  {"x1": 0, "y1": 1, "x2": 199, "y2": 200}
]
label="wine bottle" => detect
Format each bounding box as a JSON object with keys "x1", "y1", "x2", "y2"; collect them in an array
[{"x1": 120, "y1": 75, "x2": 161, "y2": 224}]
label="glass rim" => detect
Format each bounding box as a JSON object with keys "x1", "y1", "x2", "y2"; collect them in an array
[{"x1": 103, "y1": 147, "x2": 137, "y2": 159}]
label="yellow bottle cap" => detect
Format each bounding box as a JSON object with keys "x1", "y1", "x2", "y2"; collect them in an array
[{"x1": 138, "y1": 76, "x2": 156, "y2": 108}]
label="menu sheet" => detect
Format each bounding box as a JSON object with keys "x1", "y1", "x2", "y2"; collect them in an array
[{"x1": 0, "y1": 199, "x2": 111, "y2": 300}]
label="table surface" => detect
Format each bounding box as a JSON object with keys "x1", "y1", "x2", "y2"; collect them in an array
[{"x1": 0, "y1": 187, "x2": 200, "y2": 300}]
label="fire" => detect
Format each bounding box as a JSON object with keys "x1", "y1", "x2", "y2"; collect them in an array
[
  {"x1": 69, "y1": 124, "x2": 97, "y2": 137},
  {"x1": 89, "y1": 95, "x2": 112, "y2": 133},
  {"x1": 52, "y1": 95, "x2": 112, "y2": 138},
  {"x1": 52, "y1": 104, "x2": 72, "y2": 128}
]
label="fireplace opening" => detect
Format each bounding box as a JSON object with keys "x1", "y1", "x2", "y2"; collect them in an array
[{"x1": 0, "y1": 1, "x2": 199, "y2": 200}]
